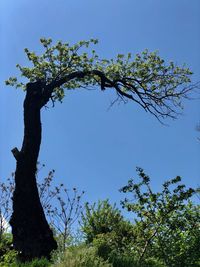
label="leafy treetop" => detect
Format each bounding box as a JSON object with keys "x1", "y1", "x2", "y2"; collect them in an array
[{"x1": 6, "y1": 38, "x2": 194, "y2": 121}]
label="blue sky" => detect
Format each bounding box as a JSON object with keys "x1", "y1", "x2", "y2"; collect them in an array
[{"x1": 0, "y1": 0, "x2": 199, "y2": 209}]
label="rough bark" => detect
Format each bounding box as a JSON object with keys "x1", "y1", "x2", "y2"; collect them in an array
[{"x1": 10, "y1": 82, "x2": 57, "y2": 261}]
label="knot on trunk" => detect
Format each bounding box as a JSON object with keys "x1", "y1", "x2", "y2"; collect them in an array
[{"x1": 11, "y1": 147, "x2": 21, "y2": 160}]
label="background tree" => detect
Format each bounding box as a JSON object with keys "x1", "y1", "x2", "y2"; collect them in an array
[
  {"x1": 0, "y1": 175, "x2": 14, "y2": 240},
  {"x1": 37, "y1": 167, "x2": 85, "y2": 252},
  {"x1": 81, "y1": 200, "x2": 132, "y2": 243},
  {"x1": 6, "y1": 38, "x2": 194, "y2": 260},
  {"x1": 120, "y1": 168, "x2": 200, "y2": 267},
  {"x1": 81, "y1": 200, "x2": 135, "y2": 266}
]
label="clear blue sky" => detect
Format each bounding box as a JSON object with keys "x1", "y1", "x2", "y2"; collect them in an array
[{"x1": 0, "y1": 0, "x2": 199, "y2": 208}]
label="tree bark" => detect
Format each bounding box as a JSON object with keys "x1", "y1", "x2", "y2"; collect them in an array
[{"x1": 10, "y1": 82, "x2": 57, "y2": 261}]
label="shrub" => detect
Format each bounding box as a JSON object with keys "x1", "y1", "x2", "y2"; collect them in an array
[
  {"x1": 52, "y1": 245, "x2": 111, "y2": 267},
  {"x1": 10, "y1": 258, "x2": 51, "y2": 267},
  {"x1": 120, "y1": 168, "x2": 200, "y2": 267},
  {"x1": 81, "y1": 200, "x2": 137, "y2": 266},
  {"x1": 0, "y1": 233, "x2": 18, "y2": 266}
]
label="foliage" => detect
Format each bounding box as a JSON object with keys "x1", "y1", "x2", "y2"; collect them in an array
[
  {"x1": 81, "y1": 200, "x2": 165, "y2": 267},
  {"x1": 80, "y1": 171, "x2": 200, "y2": 267},
  {"x1": 81, "y1": 200, "x2": 127, "y2": 242},
  {"x1": 92, "y1": 234, "x2": 136, "y2": 267},
  {"x1": 52, "y1": 245, "x2": 111, "y2": 267},
  {"x1": 1, "y1": 169, "x2": 200, "y2": 266},
  {"x1": 120, "y1": 167, "x2": 200, "y2": 266},
  {"x1": 9, "y1": 258, "x2": 51, "y2": 267},
  {"x1": 5, "y1": 38, "x2": 194, "y2": 120},
  {"x1": 51, "y1": 243, "x2": 167, "y2": 267},
  {"x1": 81, "y1": 200, "x2": 136, "y2": 266},
  {"x1": 0, "y1": 233, "x2": 17, "y2": 266},
  {"x1": 0, "y1": 175, "x2": 14, "y2": 238}
]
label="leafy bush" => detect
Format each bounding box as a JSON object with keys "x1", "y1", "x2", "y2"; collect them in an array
[
  {"x1": 120, "y1": 167, "x2": 200, "y2": 267},
  {"x1": 0, "y1": 233, "x2": 18, "y2": 266},
  {"x1": 81, "y1": 200, "x2": 123, "y2": 243},
  {"x1": 9, "y1": 258, "x2": 51, "y2": 267},
  {"x1": 0, "y1": 175, "x2": 14, "y2": 239},
  {"x1": 0, "y1": 235, "x2": 50, "y2": 267},
  {"x1": 0, "y1": 250, "x2": 18, "y2": 267},
  {"x1": 81, "y1": 200, "x2": 136, "y2": 266},
  {"x1": 52, "y1": 245, "x2": 111, "y2": 267},
  {"x1": 81, "y1": 200, "x2": 134, "y2": 244}
]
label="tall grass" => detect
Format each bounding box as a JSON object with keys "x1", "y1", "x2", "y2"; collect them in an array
[{"x1": 52, "y1": 246, "x2": 111, "y2": 267}]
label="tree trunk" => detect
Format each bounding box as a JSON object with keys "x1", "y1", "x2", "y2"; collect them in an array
[{"x1": 10, "y1": 82, "x2": 57, "y2": 261}]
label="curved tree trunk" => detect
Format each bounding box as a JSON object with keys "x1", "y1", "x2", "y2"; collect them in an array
[{"x1": 10, "y1": 82, "x2": 57, "y2": 261}]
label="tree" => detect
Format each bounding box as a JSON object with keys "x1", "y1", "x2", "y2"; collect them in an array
[
  {"x1": 81, "y1": 200, "x2": 135, "y2": 265},
  {"x1": 6, "y1": 38, "x2": 194, "y2": 260},
  {"x1": 0, "y1": 174, "x2": 14, "y2": 240},
  {"x1": 37, "y1": 169, "x2": 85, "y2": 252},
  {"x1": 120, "y1": 168, "x2": 200, "y2": 266},
  {"x1": 81, "y1": 200, "x2": 131, "y2": 244}
]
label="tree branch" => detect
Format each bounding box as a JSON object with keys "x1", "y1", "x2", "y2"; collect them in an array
[{"x1": 38, "y1": 69, "x2": 196, "y2": 121}]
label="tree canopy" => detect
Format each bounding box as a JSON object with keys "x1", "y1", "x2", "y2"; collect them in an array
[{"x1": 6, "y1": 38, "x2": 194, "y2": 121}]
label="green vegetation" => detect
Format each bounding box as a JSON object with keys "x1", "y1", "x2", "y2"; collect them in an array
[
  {"x1": 0, "y1": 169, "x2": 199, "y2": 267},
  {"x1": 6, "y1": 38, "x2": 193, "y2": 120},
  {"x1": 52, "y1": 246, "x2": 111, "y2": 267},
  {"x1": 119, "y1": 168, "x2": 200, "y2": 267}
]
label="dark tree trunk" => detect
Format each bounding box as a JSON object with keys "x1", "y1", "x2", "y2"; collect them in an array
[{"x1": 10, "y1": 82, "x2": 57, "y2": 261}]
